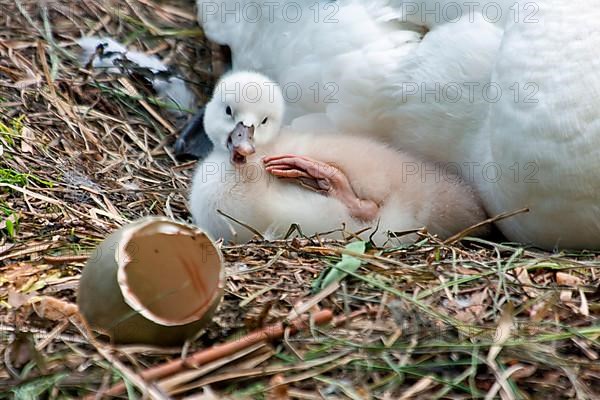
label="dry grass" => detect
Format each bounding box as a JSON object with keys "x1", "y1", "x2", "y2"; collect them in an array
[{"x1": 0, "y1": 0, "x2": 599, "y2": 399}]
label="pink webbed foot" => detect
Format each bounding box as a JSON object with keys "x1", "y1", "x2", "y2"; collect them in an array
[{"x1": 263, "y1": 154, "x2": 379, "y2": 221}]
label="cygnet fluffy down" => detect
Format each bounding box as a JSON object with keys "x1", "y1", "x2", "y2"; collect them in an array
[{"x1": 189, "y1": 71, "x2": 487, "y2": 243}]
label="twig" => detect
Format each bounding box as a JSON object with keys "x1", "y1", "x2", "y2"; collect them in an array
[
  {"x1": 88, "y1": 309, "x2": 335, "y2": 398},
  {"x1": 443, "y1": 208, "x2": 530, "y2": 245},
  {"x1": 217, "y1": 209, "x2": 265, "y2": 240},
  {"x1": 118, "y1": 77, "x2": 176, "y2": 134},
  {"x1": 43, "y1": 255, "x2": 90, "y2": 264}
]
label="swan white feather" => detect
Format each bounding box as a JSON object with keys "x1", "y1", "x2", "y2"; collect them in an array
[
  {"x1": 77, "y1": 37, "x2": 195, "y2": 114},
  {"x1": 196, "y1": 0, "x2": 507, "y2": 165},
  {"x1": 475, "y1": 0, "x2": 600, "y2": 248}
]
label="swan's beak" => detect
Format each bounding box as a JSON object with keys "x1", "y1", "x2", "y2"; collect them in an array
[{"x1": 227, "y1": 122, "x2": 255, "y2": 166}]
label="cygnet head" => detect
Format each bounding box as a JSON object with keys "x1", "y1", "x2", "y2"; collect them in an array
[{"x1": 204, "y1": 71, "x2": 285, "y2": 166}]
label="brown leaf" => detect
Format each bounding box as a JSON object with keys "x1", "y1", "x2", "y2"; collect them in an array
[
  {"x1": 451, "y1": 289, "x2": 488, "y2": 323},
  {"x1": 8, "y1": 289, "x2": 32, "y2": 309},
  {"x1": 468, "y1": 289, "x2": 489, "y2": 320},
  {"x1": 509, "y1": 364, "x2": 537, "y2": 380},
  {"x1": 515, "y1": 267, "x2": 540, "y2": 298},
  {"x1": 529, "y1": 298, "x2": 555, "y2": 323},
  {"x1": 267, "y1": 374, "x2": 289, "y2": 400},
  {"x1": 454, "y1": 310, "x2": 475, "y2": 323},
  {"x1": 20, "y1": 126, "x2": 35, "y2": 153},
  {"x1": 556, "y1": 272, "x2": 583, "y2": 287},
  {"x1": 31, "y1": 296, "x2": 79, "y2": 321},
  {"x1": 487, "y1": 302, "x2": 515, "y2": 362},
  {"x1": 13, "y1": 75, "x2": 42, "y2": 89}
]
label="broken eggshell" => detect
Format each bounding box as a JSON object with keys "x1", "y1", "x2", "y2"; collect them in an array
[{"x1": 77, "y1": 217, "x2": 224, "y2": 346}]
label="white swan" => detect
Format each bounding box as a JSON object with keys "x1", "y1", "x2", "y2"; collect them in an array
[
  {"x1": 474, "y1": 0, "x2": 600, "y2": 249},
  {"x1": 189, "y1": 71, "x2": 487, "y2": 243},
  {"x1": 195, "y1": 0, "x2": 510, "y2": 164}
]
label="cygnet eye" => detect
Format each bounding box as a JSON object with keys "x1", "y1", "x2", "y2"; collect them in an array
[
  {"x1": 262, "y1": 117, "x2": 268, "y2": 125},
  {"x1": 226, "y1": 106, "x2": 232, "y2": 116}
]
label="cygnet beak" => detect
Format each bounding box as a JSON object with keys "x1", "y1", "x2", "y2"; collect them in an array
[{"x1": 227, "y1": 122, "x2": 255, "y2": 166}]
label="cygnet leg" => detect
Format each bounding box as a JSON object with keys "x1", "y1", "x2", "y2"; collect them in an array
[{"x1": 264, "y1": 154, "x2": 379, "y2": 221}]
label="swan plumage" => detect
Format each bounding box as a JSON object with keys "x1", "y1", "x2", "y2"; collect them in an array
[
  {"x1": 475, "y1": 0, "x2": 600, "y2": 249},
  {"x1": 77, "y1": 37, "x2": 195, "y2": 115},
  {"x1": 196, "y1": 0, "x2": 507, "y2": 164}
]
